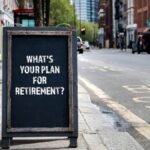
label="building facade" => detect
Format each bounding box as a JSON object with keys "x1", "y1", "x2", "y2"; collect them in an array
[
  {"x1": 87, "y1": 0, "x2": 99, "y2": 22},
  {"x1": 98, "y1": 0, "x2": 113, "y2": 48},
  {"x1": 0, "y1": 0, "x2": 18, "y2": 59},
  {"x1": 98, "y1": 0, "x2": 150, "y2": 49},
  {"x1": 126, "y1": 0, "x2": 137, "y2": 46},
  {"x1": 17, "y1": 0, "x2": 33, "y2": 9},
  {"x1": 134, "y1": 0, "x2": 150, "y2": 33},
  {"x1": 0, "y1": 0, "x2": 18, "y2": 26},
  {"x1": 115, "y1": 0, "x2": 127, "y2": 48},
  {"x1": 14, "y1": 0, "x2": 34, "y2": 27},
  {"x1": 97, "y1": 0, "x2": 106, "y2": 48},
  {"x1": 74, "y1": 0, "x2": 88, "y2": 21},
  {"x1": 105, "y1": 0, "x2": 113, "y2": 48},
  {"x1": 74, "y1": 0, "x2": 98, "y2": 23}
]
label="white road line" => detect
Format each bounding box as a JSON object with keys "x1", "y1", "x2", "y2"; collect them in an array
[
  {"x1": 123, "y1": 85, "x2": 150, "y2": 93},
  {"x1": 98, "y1": 68, "x2": 107, "y2": 72},
  {"x1": 145, "y1": 106, "x2": 150, "y2": 109},
  {"x1": 89, "y1": 66, "x2": 107, "y2": 72},
  {"x1": 103, "y1": 66, "x2": 117, "y2": 72},
  {"x1": 79, "y1": 57, "x2": 90, "y2": 62},
  {"x1": 133, "y1": 97, "x2": 150, "y2": 103},
  {"x1": 79, "y1": 76, "x2": 150, "y2": 140}
]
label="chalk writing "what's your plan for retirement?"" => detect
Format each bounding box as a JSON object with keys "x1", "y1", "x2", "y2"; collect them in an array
[
  {"x1": 20, "y1": 55, "x2": 60, "y2": 74},
  {"x1": 15, "y1": 55, "x2": 65, "y2": 96}
]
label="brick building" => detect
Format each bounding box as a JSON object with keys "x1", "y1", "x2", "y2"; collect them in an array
[
  {"x1": 98, "y1": 0, "x2": 113, "y2": 48},
  {"x1": 97, "y1": 0, "x2": 107, "y2": 48},
  {"x1": 105, "y1": 0, "x2": 113, "y2": 48},
  {"x1": 134, "y1": 0, "x2": 150, "y2": 33}
]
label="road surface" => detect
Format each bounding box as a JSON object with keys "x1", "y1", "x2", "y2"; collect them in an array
[{"x1": 78, "y1": 48, "x2": 150, "y2": 149}]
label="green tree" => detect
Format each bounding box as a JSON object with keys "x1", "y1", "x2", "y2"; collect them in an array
[
  {"x1": 77, "y1": 21, "x2": 98, "y2": 44},
  {"x1": 49, "y1": 0, "x2": 76, "y2": 27}
]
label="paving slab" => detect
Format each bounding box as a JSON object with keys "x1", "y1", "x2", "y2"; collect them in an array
[
  {"x1": 98, "y1": 128, "x2": 144, "y2": 150},
  {"x1": 83, "y1": 133, "x2": 107, "y2": 150}
]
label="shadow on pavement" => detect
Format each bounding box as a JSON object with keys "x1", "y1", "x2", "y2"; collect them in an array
[{"x1": 0, "y1": 138, "x2": 69, "y2": 150}]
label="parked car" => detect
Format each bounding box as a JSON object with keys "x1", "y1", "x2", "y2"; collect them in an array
[
  {"x1": 77, "y1": 36, "x2": 84, "y2": 54},
  {"x1": 83, "y1": 41, "x2": 90, "y2": 49}
]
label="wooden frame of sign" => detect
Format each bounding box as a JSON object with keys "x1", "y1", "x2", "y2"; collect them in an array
[{"x1": 2, "y1": 27, "x2": 78, "y2": 149}]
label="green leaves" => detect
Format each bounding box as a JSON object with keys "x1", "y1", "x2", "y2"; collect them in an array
[
  {"x1": 50, "y1": 0, "x2": 76, "y2": 26},
  {"x1": 77, "y1": 21, "x2": 98, "y2": 43},
  {"x1": 49, "y1": 1, "x2": 98, "y2": 43}
]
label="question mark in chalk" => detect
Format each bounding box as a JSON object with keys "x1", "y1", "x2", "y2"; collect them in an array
[{"x1": 61, "y1": 87, "x2": 65, "y2": 95}]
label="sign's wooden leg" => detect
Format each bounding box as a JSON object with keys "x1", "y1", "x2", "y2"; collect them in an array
[
  {"x1": 69, "y1": 137, "x2": 77, "y2": 148},
  {"x1": 1, "y1": 137, "x2": 10, "y2": 149}
]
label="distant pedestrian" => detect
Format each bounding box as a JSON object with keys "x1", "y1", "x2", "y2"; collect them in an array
[
  {"x1": 128, "y1": 40, "x2": 133, "y2": 49},
  {"x1": 120, "y1": 36, "x2": 125, "y2": 51},
  {"x1": 137, "y1": 35, "x2": 143, "y2": 53}
]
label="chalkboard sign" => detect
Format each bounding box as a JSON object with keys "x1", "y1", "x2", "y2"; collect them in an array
[{"x1": 2, "y1": 27, "x2": 78, "y2": 148}]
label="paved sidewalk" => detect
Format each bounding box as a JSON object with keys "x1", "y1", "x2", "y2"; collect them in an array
[
  {"x1": 78, "y1": 85, "x2": 144, "y2": 150},
  {"x1": 0, "y1": 84, "x2": 144, "y2": 149}
]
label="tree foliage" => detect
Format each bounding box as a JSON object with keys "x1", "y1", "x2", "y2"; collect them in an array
[
  {"x1": 49, "y1": 0, "x2": 76, "y2": 26},
  {"x1": 31, "y1": 0, "x2": 98, "y2": 43},
  {"x1": 77, "y1": 21, "x2": 98, "y2": 43},
  {"x1": 49, "y1": 1, "x2": 98, "y2": 43}
]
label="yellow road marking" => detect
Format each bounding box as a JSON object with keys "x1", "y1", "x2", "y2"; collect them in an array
[{"x1": 79, "y1": 76, "x2": 150, "y2": 140}]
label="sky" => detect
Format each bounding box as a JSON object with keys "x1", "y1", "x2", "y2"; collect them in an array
[{"x1": 70, "y1": 0, "x2": 73, "y2": 4}]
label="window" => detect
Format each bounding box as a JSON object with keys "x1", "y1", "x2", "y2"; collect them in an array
[{"x1": 22, "y1": 19, "x2": 35, "y2": 27}]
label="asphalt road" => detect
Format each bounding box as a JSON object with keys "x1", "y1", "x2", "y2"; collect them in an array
[{"x1": 78, "y1": 48, "x2": 150, "y2": 147}]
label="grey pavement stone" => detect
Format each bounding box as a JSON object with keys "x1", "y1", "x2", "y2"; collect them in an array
[
  {"x1": 79, "y1": 93, "x2": 112, "y2": 132},
  {"x1": 98, "y1": 128, "x2": 144, "y2": 150},
  {"x1": 83, "y1": 133, "x2": 107, "y2": 150},
  {"x1": 79, "y1": 111, "x2": 90, "y2": 133},
  {"x1": 81, "y1": 113, "x2": 113, "y2": 133},
  {"x1": 0, "y1": 135, "x2": 88, "y2": 150}
]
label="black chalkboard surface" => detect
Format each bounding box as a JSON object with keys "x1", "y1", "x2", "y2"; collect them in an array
[
  {"x1": 11, "y1": 35, "x2": 69, "y2": 128},
  {"x1": 2, "y1": 27, "x2": 77, "y2": 134},
  {"x1": 2, "y1": 28, "x2": 78, "y2": 149}
]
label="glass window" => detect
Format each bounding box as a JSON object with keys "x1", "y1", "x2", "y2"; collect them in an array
[{"x1": 22, "y1": 19, "x2": 35, "y2": 27}]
